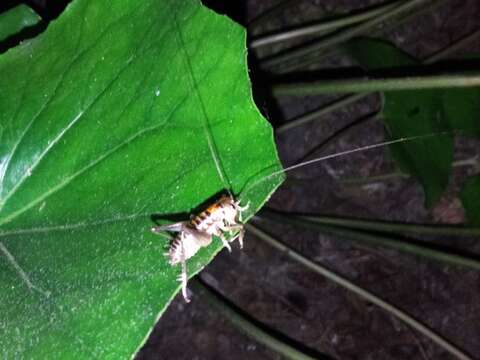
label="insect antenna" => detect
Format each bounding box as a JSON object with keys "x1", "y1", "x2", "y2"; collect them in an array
[
  {"x1": 172, "y1": 10, "x2": 233, "y2": 198},
  {"x1": 240, "y1": 131, "x2": 452, "y2": 199}
]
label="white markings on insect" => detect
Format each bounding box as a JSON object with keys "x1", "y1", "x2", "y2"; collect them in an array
[{"x1": 151, "y1": 195, "x2": 249, "y2": 302}]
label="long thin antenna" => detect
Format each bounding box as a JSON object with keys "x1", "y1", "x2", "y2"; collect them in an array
[
  {"x1": 241, "y1": 132, "x2": 450, "y2": 197},
  {"x1": 172, "y1": 10, "x2": 232, "y2": 196}
]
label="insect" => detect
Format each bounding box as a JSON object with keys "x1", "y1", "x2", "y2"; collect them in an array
[{"x1": 151, "y1": 194, "x2": 249, "y2": 302}]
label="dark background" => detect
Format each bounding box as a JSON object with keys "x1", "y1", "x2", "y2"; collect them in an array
[{"x1": 5, "y1": 1, "x2": 479, "y2": 359}]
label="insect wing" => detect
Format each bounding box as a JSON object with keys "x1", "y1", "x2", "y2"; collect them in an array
[{"x1": 151, "y1": 222, "x2": 186, "y2": 234}]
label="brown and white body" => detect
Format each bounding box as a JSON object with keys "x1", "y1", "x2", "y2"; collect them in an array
[{"x1": 151, "y1": 194, "x2": 248, "y2": 302}]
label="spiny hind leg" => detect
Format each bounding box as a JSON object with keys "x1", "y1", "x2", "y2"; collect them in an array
[{"x1": 178, "y1": 232, "x2": 190, "y2": 303}]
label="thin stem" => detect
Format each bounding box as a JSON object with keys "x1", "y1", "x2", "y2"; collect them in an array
[
  {"x1": 261, "y1": 0, "x2": 433, "y2": 70},
  {"x1": 246, "y1": 223, "x2": 473, "y2": 360},
  {"x1": 276, "y1": 93, "x2": 367, "y2": 134},
  {"x1": 424, "y1": 28, "x2": 480, "y2": 64},
  {"x1": 273, "y1": 73, "x2": 480, "y2": 96},
  {"x1": 250, "y1": 1, "x2": 398, "y2": 49},
  {"x1": 267, "y1": 210, "x2": 480, "y2": 237},
  {"x1": 274, "y1": 21, "x2": 477, "y2": 132},
  {"x1": 191, "y1": 279, "x2": 322, "y2": 360},
  {"x1": 341, "y1": 155, "x2": 479, "y2": 185},
  {"x1": 259, "y1": 211, "x2": 480, "y2": 271},
  {"x1": 287, "y1": 0, "x2": 449, "y2": 73},
  {"x1": 291, "y1": 111, "x2": 379, "y2": 165}
]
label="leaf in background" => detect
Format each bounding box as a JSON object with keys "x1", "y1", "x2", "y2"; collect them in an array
[
  {"x1": 346, "y1": 37, "x2": 453, "y2": 206},
  {"x1": 442, "y1": 87, "x2": 480, "y2": 137},
  {"x1": 0, "y1": 0, "x2": 283, "y2": 358},
  {"x1": 460, "y1": 176, "x2": 480, "y2": 226},
  {"x1": 0, "y1": 4, "x2": 41, "y2": 43}
]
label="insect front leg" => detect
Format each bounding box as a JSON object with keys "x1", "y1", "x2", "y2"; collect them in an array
[
  {"x1": 219, "y1": 223, "x2": 245, "y2": 249},
  {"x1": 235, "y1": 200, "x2": 250, "y2": 222},
  {"x1": 232, "y1": 226, "x2": 245, "y2": 249},
  {"x1": 226, "y1": 224, "x2": 245, "y2": 249},
  {"x1": 178, "y1": 231, "x2": 190, "y2": 303},
  {"x1": 218, "y1": 230, "x2": 233, "y2": 252}
]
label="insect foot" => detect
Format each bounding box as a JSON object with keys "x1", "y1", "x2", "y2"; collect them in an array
[{"x1": 151, "y1": 194, "x2": 247, "y2": 302}]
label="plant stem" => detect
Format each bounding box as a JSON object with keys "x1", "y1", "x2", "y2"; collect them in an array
[
  {"x1": 259, "y1": 211, "x2": 480, "y2": 271},
  {"x1": 273, "y1": 73, "x2": 480, "y2": 96},
  {"x1": 274, "y1": 23, "x2": 477, "y2": 132},
  {"x1": 270, "y1": 210, "x2": 480, "y2": 237},
  {"x1": 250, "y1": 1, "x2": 398, "y2": 49},
  {"x1": 287, "y1": 0, "x2": 449, "y2": 73},
  {"x1": 424, "y1": 28, "x2": 480, "y2": 64},
  {"x1": 246, "y1": 223, "x2": 473, "y2": 360},
  {"x1": 340, "y1": 156, "x2": 479, "y2": 185},
  {"x1": 291, "y1": 111, "x2": 379, "y2": 165},
  {"x1": 276, "y1": 93, "x2": 367, "y2": 134},
  {"x1": 191, "y1": 279, "x2": 322, "y2": 360},
  {"x1": 261, "y1": 0, "x2": 434, "y2": 70}
]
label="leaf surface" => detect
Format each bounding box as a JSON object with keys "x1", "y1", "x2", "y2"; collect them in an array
[
  {"x1": 0, "y1": 0, "x2": 283, "y2": 358},
  {"x1": 460, "y1": 176, "x2": 480, "y2": 226},
  {"x1": 347, "y1": 38, "x2": 454, "y2": 206},
  {"x1": 0, "y1": 4, "x2": 40, "y2": 43}
]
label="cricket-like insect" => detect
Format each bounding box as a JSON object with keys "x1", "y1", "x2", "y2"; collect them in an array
[{"x1": 151, "y1": 195, "x2": 249, "y2": 302}]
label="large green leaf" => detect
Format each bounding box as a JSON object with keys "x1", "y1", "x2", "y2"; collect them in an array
[
  {"x1": 442, "y1": 87, "x2": 480, "y2": 137},
  {"x1": 347, "y1": 38, "x2": 454, "y2": 206},
  {"x1": 0, "y1": 0, "x2": 283, "y2": 358},
  {"x1": 0, "y1": 4, "x2": 41, "y2": 43}
]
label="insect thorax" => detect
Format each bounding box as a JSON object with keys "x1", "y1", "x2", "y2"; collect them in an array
[{"x1": 189, "y1": 194, "x2": 239, "y2": 235}]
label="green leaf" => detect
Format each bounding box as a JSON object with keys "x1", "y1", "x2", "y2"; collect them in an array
[
  {"x1": 381, "y1": 89, "x2": 453, "y2": 207},
  {"x1": 460, "y1": 176, "x2": 480, "y2": 226},
  {"x1": 0, "y1": 0, "x2": 283, "y2": 358},
  {"x1": 347, "y1": 38, "x2": 453, "y2": 206},
  {"x1": 345, "y1": 37, "x2": 417, "y2": 68},
  {"x1": 442, "y1": 87, "x2": 480, "y2": 137},
  {"x1": 0, "y1": 4, "x2": 41, "y2": 43}
]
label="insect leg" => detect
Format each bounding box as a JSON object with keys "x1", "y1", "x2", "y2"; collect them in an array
[
  {"x1": 237, "y1": 226, "x2": 245, "y2": 249},
  {"x1": 178, "y1": 232, "x2": 190, "y2": 303},
  {"x1": 235, "y1": 201, "x2": 250, "y2": 222},
  {"x1": 219, "y1": 223, "x2": 244, "y2": 249},
  {"x1": 219, "y1": 231, "x2": 232, "y2": 252},
  {"x1": 211, "y1": 224, "x2": 232, "y2": 252},
  {"x1": 151, "y1": 222, "x2": 186, "y2": 234}
]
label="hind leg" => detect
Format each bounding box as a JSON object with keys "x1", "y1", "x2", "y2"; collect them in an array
[
  {"x1": 178, "y1": 232, "x2": 190, "y2": 303},
  {"x1": 219, "y1": 223, "x2": 245, "y2": 249}
]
